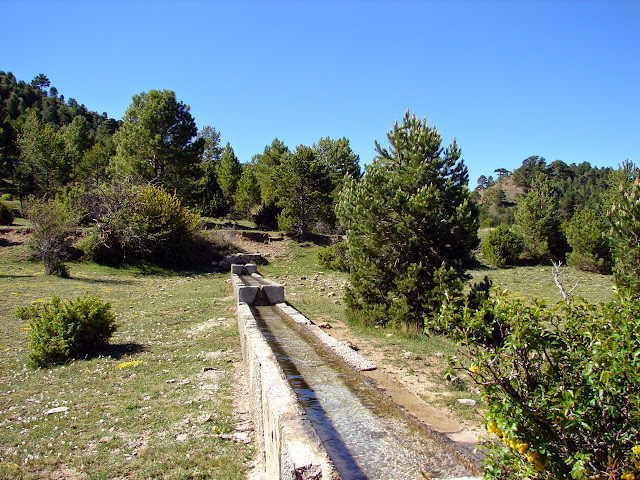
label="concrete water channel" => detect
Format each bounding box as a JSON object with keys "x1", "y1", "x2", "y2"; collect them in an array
[{"x1": 232, "y1": 265, "x2": 481, "y2": 480}]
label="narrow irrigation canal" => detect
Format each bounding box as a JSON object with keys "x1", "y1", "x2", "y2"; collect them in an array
[{"x1": 251, "y1": 305, "x2": 475, "y2": 480}]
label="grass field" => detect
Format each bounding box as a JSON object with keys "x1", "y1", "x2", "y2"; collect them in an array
[
  {"x1": 0, "y1": 227, "x2": 617, "y2": 478},
  {"x1": 0, "y1": 243, "x2": 253, "y2": 480}
]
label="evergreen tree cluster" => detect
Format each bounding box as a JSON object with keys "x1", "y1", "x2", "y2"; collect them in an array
[{"x1": 0, "y1": 71, "x2": 119, "y2": 184}]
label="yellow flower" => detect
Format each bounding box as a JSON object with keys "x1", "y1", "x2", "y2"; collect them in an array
[
  {"x1": 116, "y1": 360, "x2": 143, "y2": 370},
  {"x1": 633, "y1": 445, "x2": 640, "y2": 455},
  {"x1": 469, "y1": 365, "x2": 480, "y2": 374},
  {"x1": 621, "y1": 473, "x2": 635, "y2": 480},
  {"x1": 515, "y1": 441, "x2": 529, "y2": 455},
  {"x1": 487, "y1": 419, "x2": 499, "y2": 434},
  {"x1": 526, "y1": 450, "x2": 539, "y2": 464}
]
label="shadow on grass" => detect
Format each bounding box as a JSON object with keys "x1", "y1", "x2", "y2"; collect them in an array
[
  {"x1": 71, "y1": 276, "x2": 137, "y2": 286},
  {"x1": 0, "y1": 273, "x2": 39, "y2": 279},
  {"x1": 101, "y1": 342, "x2": 146, "y2": 360}
]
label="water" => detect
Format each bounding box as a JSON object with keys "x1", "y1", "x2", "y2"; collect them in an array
[
  {"x1": 239, "y1": 274, "x2": 270, "y2": 286},
  {"x1": 252, "y1": 305, "x2": 473, "y2": 480}
]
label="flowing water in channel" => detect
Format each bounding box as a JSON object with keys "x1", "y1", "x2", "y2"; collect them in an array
[{"x1": 252, "y1": 305, "x2": 473, "y2": 480}]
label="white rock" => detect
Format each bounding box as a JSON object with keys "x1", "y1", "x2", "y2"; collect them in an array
[
  {"x1": 45, "y1": 406, "x2": 69, "y2": 415},
  {"x1": 457, "y1": 398, "x2": 477, "y2": 407}
]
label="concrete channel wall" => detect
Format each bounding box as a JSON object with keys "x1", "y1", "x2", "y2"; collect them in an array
[{"x1": 233, "y1": 267, "x2": 340, "y2": 480}]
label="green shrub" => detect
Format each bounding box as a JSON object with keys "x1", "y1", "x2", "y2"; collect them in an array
[
  {"x1": 131, "y1": 185, "x2": 201, "y2": 263},
  {"x1": 566, "y1": 208, "x2": 612, "y2": 274},
  {"x1": 1, "y1": 193, "x2": 12, "y2": 201},
  {"x1": 17, "y1": 295, "x2": 117, "y2": 367},
  {"x1": 316, "y1": 240, "x2": 349, "y2": 272},
  {"x1": 442, "y1": 291, "x2": 640, "y2": 479},
  {"x1": 80, "y1": 184, "x2": 201, "y2": 266},
  {"x1": 0, "y1": 201, "x2": 13, "y2": 225},
  {"x1": 481, "y1": 224, "x2": 523, "y2": 268}
]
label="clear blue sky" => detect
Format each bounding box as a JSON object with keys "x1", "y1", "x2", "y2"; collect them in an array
[{"x1": 2, "y1": 0, "x2": 638, "y2": 186}]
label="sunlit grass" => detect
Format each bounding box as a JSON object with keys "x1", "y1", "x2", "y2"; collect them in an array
[{"x1": 0, "y1": 243, "x2": 251, "y2": 479}]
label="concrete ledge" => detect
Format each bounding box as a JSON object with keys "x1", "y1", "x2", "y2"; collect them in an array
[
  {"x1": 237, "y1": 302, "x2": 340, "y2": 480},
  {"x1": 231, "y1": 268, "x2": 285, "y2": 305},
  {"x1": 276, "y1": 303, "x2": 377, "y2": 372}
]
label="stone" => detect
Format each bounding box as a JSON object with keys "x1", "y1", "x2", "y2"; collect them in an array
[
  {"x1": 457, "y1": 398, "x2": 477, "y2": 407},
  {"x1": 317, "y1": 322, "x2": 331, "y2": 329},
  {"x1": 327, "y1": 291, "x2": 335, "y2": 297},
  {"x1": 45, "y1": 406, "x2": 69, "y2": 415},
  {"x1": 176, "y1": 433, "x2": 189, "y2": 442}
]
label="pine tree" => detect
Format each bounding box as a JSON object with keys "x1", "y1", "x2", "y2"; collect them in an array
[
  {"x1": 337, "y1": 111, "x2": 479, "y2": 327},
  {"x1": 233, "y1": 166, "x2": 261, "y2": 219},
  {"x1": 608, "y1": 162, "x2": 640, "y2": 297},
  {"x1": 275, "y1": 145, "x2": 333, "y2": 238},
  {"x1": 215, "y1": 143, "x2": 242, "y2": 204},
  {"x1": 514, "y1": 175, "x2": 568, "y2": 263},
  {"x1": 566, "y1": 208, "x2": 612, "y2": 274}
]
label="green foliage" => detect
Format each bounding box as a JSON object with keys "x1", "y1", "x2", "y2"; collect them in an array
[
  {"x1": 441, "y1": 292, "x2": 640, "y2": 479},
  {"x1": 566, "y1": 208, "x2": 612, "y2": 274},
  {"x1": 132, "y1": 185, "x2": 201, "y2": 260},
  {"x1": 275, "y1": 145, "x2": 333, "y2": 238},
  {"x1": 337, "y1": 111, "x2": 479, "y2": 327},
  {"x1": 312, "y1": 136, "x2": 361, "y2": 192},
  {"x1": 316, "y1": 240, "x2": 349, "y2": 272},
  {"x1": 252, "y1": 138, "x2": 290, "y2": 206},
  {"x1": 111, "y1": 90, "x2": 202, "y2": 197},
  {"x1": 233, "y1": 166, "x2": 261, "y2": 218},
  {"x1": 481, "y1": 224, "x2": 523, "y2": 268},
  {"x1": 0, "y1": 200, "x2": 13, "y2": 225},
  {"x1": 26, "y1": 196, "x2": 80, "y2": 276},
  {"x1": 0, "y1": 71, "x2": 118, "y2": 186},
  {"x1": 195, "y1": 159, "x2": 229, "y2": 218},
  {"x1": 608, "y1": 173, "x2": 640, "y2": 297},
  {"x1": 514, "y1": 175, "x2": 568, "y2": 263},
  {"x1": 79, "y1": 183, "x2": 201, "y2": 266},
  {"x1": 253, "y1": 201, "x2": 281, "y2": 231},
  {"x1": 216, "y1": 142, "x2": 242, "y2": 204},
  {"x1": 17, "y1": 294, "x2": 116, "y2": 367},
  {"x1": 16, "y1": 110, "x2": 73, "y2": 197}
]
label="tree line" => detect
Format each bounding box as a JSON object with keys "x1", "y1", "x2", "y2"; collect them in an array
[{"x1": 0, "y1": 71, "x2": 361, "y2": 241}]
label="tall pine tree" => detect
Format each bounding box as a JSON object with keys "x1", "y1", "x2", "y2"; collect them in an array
[{"x1": 337, "y1": 111, "x2": 478, "y2": 327}]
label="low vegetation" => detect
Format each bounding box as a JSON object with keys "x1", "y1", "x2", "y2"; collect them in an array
[
  {"x1": 17, "y1": 294, "x2": 116, "y2": 367},
  {"x1": 0, "y1": 242, "x2": 252, "y2": 479}
]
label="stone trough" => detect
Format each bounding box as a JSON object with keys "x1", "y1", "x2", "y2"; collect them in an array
[
  {"x1": 233, "y1": 264, "x2": 339, "y2": 479},
  {"x1": 232, "y1": 264, "x2": 481, "y2": 480}
]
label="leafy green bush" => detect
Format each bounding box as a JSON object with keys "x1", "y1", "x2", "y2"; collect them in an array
[
  {"x1": 566, "y1": 208, "x2": 612, "y2": 274},
  {"x1": 1, "y1": 193, "x2": 12, "y2": 201},
  {"x1": 131, "y1": 185, "x2": 201, "y2": 263},
  {"x1": 0, "y1": 201, "x2": 13, "y2": 225},
  {"x1": 481, "y1": 224, "x2": 523, "y2": 268},
  {"x1": 17, "y1": 295, "x2": 117, "y2": 367},
  {"x1": 79, "y1": 184, "x2": 201, "y2": 266},
  {"x1": 316, "y1": 240, "x2": 349, "y2": 272},
  {"x1": 442, "y1": 291, "x2": 640, "y2": 479}
]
